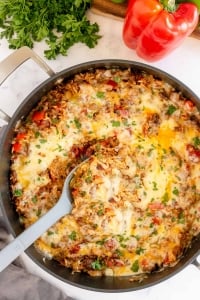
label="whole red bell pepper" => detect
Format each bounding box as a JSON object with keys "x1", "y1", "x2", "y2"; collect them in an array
[{"x1": 122, "y1": 0, "x2": 199, "y2": 61}]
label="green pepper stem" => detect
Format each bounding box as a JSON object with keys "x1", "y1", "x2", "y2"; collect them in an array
[{"x1": 160, "y1": 0, "x2": 176, "y2": 12}]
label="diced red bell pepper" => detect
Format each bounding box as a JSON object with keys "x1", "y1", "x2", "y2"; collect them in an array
[
  {"x1": 12, "y1": 132, "x2": 26, "y2": 153},
  {"x1": 186, "y1": 144, "x2": 200, "y2": 162},
  {"x1": 32, "y1": 111, "x2": 45, "y2": 122},
  {"x1": 16, "y1": 132, "x2": 26, "y2": 140},
  {"x1": 152, "y1": 216, "x2": 161, "y2": 225},
  {"x1": 69, "y1": 244, "x2": 80, "y2": 254},
  {"x1": 107, "y1": 79, "x2": 118, "y2": 89},
  {"x1": 184, "y1": 100, "x2": 195, "y2": 111},
  {"x1": 12, "y1": 142, "x2": 22, "y2": 153},
  {"x1": 148, "y1": 202, "x2": 164, "y2": 211},
  {"x1": 122, "y1": 0, "x2": 199, "y2": 61}
]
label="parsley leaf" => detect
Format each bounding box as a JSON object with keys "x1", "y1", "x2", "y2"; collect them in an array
[
  {"x1": 111, "y1": 120, "x2": 121, "y2": 127},
  {"x1": 131, "y1": 260, "x2": 139, "y2": 272},
  {"x1": 193, "y1": 136, "x2": 200, "y2": 148},
  {"x1": 13, "y1": 189, "x2": 23, "y2": 197},
  {"x1": 68, "y1": 231, "x2": 77, "y2": 240},
  {"x1": 0, "y1": 0, "x2": 101, "y2": 59},
  {"x1": 91, "y1": 259, "x2": 103, "y2": 270},
  {"x1": 166, "y1": 105, "x2": 177, "y2": 115}
]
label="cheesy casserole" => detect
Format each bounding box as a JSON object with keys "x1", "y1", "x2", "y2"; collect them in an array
[{"x1": 10, "y1": 67, "x2": 200, "y2": 278}]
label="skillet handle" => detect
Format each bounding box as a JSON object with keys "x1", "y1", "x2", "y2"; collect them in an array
[
  {"x1": 192, "y1": 257, "x2": 200, "y2": 270},
  {"x1": 0, "y1": 46, "x2": 55, "y2": 123}
]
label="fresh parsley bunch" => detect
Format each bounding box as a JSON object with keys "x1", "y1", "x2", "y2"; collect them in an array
[{"x1": 0, "y1": 0, "x2": 101, "y2": 59}]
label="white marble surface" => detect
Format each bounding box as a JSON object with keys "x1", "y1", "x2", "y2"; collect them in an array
[{"x1": 1, "y1": 10, "x2": 200, "y2": 300}]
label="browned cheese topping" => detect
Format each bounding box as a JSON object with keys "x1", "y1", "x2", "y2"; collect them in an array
[{"x1": 10, "y1": 68, "x2": 200, "y2": 277}]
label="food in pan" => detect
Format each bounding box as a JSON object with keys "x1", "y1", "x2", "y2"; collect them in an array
[{"x1": 10, "y1": 67, "x2": 200, "y2": 277}]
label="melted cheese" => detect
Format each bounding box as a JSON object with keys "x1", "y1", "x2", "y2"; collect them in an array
[{"x1": 10, "y1": 68, "x2": 200, "y2": 278}]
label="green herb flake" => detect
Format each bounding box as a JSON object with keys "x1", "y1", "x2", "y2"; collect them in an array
[
  {"x1": 47, "y1": 230, "x2": 54, "y2": 236},
  {"x1": 80, "y1": 190, "x2": 86, "y2": 197},
  {"x1": 133, "y1": 235, "x2": 140, "y2": 241},
  {"x1": 131, "y1": 260, "x2": 139, "y2": 272},
  {"x1": 13, "y1": 189, "x2": 23, "y2": 197},
  {"x1": 152, "y1": 181, "x2": 158, "y2": 191},
  {"x1": 152, "y1": 228, "x2": 158, "y2": 235},
  {"x1": 113, "y1": 76, "x2": 121, "y2": 83},
  {"x1": 52, "y1": 118, "x2": 60, "y2": 125},
  {"x1": 68, "y1": 230, "x2": 77, "y2": 240},
  {"x1": 162, "y1": 192, "x2": 169, "y2": 204},
  {"x1": 35, "y1": 131, "x2": 40, "y2": 138},
  {"x1": 74, "y1": 118, "x2": 81, "y2": 129},
  {"x1": 131, "y1": 120, "x2": 137, "y2": 126},
  {"x1": 166, "y1": 105, "x2": 177, "y2": 115},
  {"x1": 136, "y1": 247, "x2": 145, "y2": 255},
  {"x1": 91, "y1": 259, "x2": 103, "y2": 270},
  {"x1": 85, "y1": 169, "x2": 92, "y2": 183},
  {"x1": 31, "y1": 196, "x2": 38, "y2": 203},
  {"x1": 172, "y1": 187, "x2": 179, "y2": 196},
  {"x1": 192, "y1": 136, "x2": 200, "y2": 148},
  {"x1": 111, "y1": 120, "x2": 121, "y2": 127},
  {"x1": 96, "y1": 91, "x2": 105, "y2": 99},
  {"x1": 36, "y1": 208, "x2": 42, "y2": 217},
  {"x1": 39, "y1": 138, "x2": 47, "y2": 144},
  {"x1": 178, "y1": 211, "x2": 185, "y2": 224},
  {"x1": 97, "y1": 209, "x2": 104, "y2": 216},
  {"x1": 54, "y1": 144, "x2": 64, "y2": 152},
  {"x1": 96, "y1": 239, "x2": 106, "y2": 245},
  {"x1": 50, "y1": 242, "x2": 55, "y2": 248},
  {"x1": 115, "y1": 248, "x2": 124, "y2": 257},
  {"x1": 122, "y1": 119, "x2": 129, "y2": 127}
]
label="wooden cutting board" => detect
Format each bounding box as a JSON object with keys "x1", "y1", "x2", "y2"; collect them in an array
[{"x1": 91, "y1": 0, "x2": 200, "y2": 39}]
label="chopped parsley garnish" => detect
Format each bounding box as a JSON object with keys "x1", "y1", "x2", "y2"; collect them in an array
[
  {"x1": 74, "y1": 118, "x2": 82, "y2": 129},
  {"x1": 162, "y1": 192, "x2": 169, "y2": 204},
  {"x1": 80, "y1": 191, "x2": 86, "y2": 197},
  {"x1": 13, "y1": 189, "x2": 23, "y2": 197},
  {"x1": 36, "y1": 208, "x2": 42, "y2": 217},
  {"x1": 172, "y1": 187, "x2": 179, "y2": 196},
  {"x1": 113, "y1": 76, "x2": 121, "y2": 83},
  {"x1": 111, "y1": 120, "x2": 121, "y2": 127},
  {"x1": 96, "y1": 239, "x2": 106, "y2": 245},
  {"x1": 122, "y1": 119, "x2": 129, "y2": 126},
  {"x1": 166, "y1": 105, "x2": 177, "y2": 115},
  {"x1": 31, "y1": 196, "x2": 38, "y2": 203},
  {"x1": 54, "y1": 144, "x2": 64, "y2": 152},
  {"x1": 178, "y1": 211, "x2": 185, "y2": 224},
  {"x1": 68, "y1": 231, "x2": 77, "y2": 240},
  {"x1": 47, "y1": 230, "x2": 54, "y2": 236},
  {"x1": 115, "y1": 249, "x2": 124, "y2": 257},
  {"x1": 85, "y1": 169, "x2": 92, "y2": 183},
  {"x1": 0, "y1": 0, "x2": 100, "y2": 60},
  {"x1": 131, "y1": 260, "x2": 139, "y2": 272},
  {"x1": 136, "y1": 247, "x2": 145, "y2": 255},
  {"x1": 131, "y1": 120, "x2": 137, "y2": 126},
  {"x1": 152, "y1": 181, "x2": 158, "y2": 191},
  {"x1": 97, "y1": 209, "x2": 104, "y2": 216},
  {"x1": 52, "y1": 118, "x2": 60, "y2": 124},
  {"x1": 193, "y1": 136, "x2": 200, "y2": 148},
  {"x1": 35, "y1": 131, "x2": 40, "y2": 138},
  {"x1": 96, "y1": 91, "x2": 105, "y2": 99},
  {"x1": 91, "y1": 259, "x2": 103, "y2": 270},
  {"x1": 39, "y1": 138, "x2": 47, "y2": 144}
]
